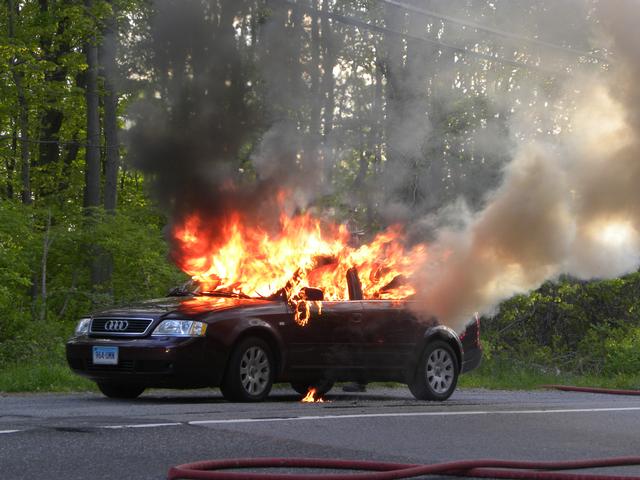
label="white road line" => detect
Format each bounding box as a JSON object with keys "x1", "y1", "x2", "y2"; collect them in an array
[
  {"x1": 92, "y1": 406, "x2": 640, "y2": 430},
  {"x1": 100, "y1": 422, "x2": 182, "y2": 429},
  {"x1": 0, "y1": 429, "x2": 22, "y2": 434},
  {"x1": 188, "y1": 406, "x2": 640, "y2": 426}
]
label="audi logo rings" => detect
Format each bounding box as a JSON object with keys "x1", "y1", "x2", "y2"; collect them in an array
[{"x1": 104, "y1": 320, "x2": 129, "y2": 331}]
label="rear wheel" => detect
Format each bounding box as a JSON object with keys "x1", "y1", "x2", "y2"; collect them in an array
[
  {"x1": 408, "y1": 340, "x2": 458, "y2": 401},
  {"x1": 96, "y1": 381, "x2": 145, "y2": 399},
  {"x1": 220, "y1": 337, "x2": 274, "y2": 402},
  {"x1": 291, "y1": 379, "x2": 335, "y2": 397}
]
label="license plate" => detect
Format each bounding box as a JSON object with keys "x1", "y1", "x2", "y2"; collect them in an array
[{"x1": 92, "y1": 346, "x2": 118, "y2": 365}]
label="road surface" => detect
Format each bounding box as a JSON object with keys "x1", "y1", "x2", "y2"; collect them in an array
[{"x1": 1, "y1": 386, "x2": 639, "y2": 479}]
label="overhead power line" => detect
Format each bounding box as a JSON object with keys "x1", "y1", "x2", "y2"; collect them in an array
[
  {"x1": 276, "y1": 0, "x2": 564, "y2": 75},
  {"x1": 0, "y1": 135, "x2": 122, "y2": 150},
  {"x1": 380, "y1": 0, "x2": 608, "y2": 64}
]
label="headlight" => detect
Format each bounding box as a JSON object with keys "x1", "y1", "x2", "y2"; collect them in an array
[
  {"x1": 152, "y1": 320, "x2": 207, "y2": 337},
  {"x1": 75, "y1": 318, "x2": 91, "y2": 336}
]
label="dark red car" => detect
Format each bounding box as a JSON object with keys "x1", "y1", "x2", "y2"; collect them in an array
[{"x1": 66, "y1": 271, "x2": 481, "y2": 402}]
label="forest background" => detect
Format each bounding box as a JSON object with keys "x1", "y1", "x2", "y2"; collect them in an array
[{"x1": 1, "y1": 0, "x2": 639, "y2": 391}]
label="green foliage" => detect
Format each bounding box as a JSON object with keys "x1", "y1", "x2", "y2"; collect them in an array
[
  {"x1": 0, "y1": 201, "x2": 33, "y2": 295},
  {"x1": 91, "y1": 206, "x2": 188, "y2": 304},
  {"x1": 0, "y1": 201, "x2": 36, "y2": 359},
  {"x1": 483, "y1": 274, "x2": 640, "y2": 377},
  {"x1": 0, "y1": 201, "x2": 186, "y2": 366},
  {"x1": 603, "y1": 326, "x2": 640, "y2": 375},
  {"x1": 459, "y1": 356, "x2": 640, "y2": 391}
]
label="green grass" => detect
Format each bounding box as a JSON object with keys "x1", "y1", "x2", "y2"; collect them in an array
[
  {"x1": 2, "y1": 356, "x2": 640, "y2": 394},
  {"x1": 458, "y1": 359, "x2": 640, "y2": 391},
  {"x1": 0, "y1": 360, "x2": 96, "y2": 393}
]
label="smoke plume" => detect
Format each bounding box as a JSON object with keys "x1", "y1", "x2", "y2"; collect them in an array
[{"x1": 416, "y1": 0, "x2": 640, "y2": 330}]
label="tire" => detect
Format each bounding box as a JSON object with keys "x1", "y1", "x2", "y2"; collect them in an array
[
  {"x1": 408, "y1": 340, "x2": 458, "y2": 401},
  {"x1": 96, "y1": 381, "x2": 145, "y2": 399},
  {"x1": 291, "y1": 379, "x2": 335, "y2": 397},
  {"x1": 220, "y1": 337, "x2": 274, "y2": 402}
]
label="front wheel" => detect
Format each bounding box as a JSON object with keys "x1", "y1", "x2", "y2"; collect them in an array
[
  {"x1": 97, "y1": 381, "x2": 145, "y2": 399},
  {"x1": 408, "y1": 340, "x2": 458, "y2": 401},
  {"x1": 220, "y1": 337, "x2": 274, "y2": 402}
]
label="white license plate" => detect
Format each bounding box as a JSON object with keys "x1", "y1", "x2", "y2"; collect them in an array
[{"x1": 92, "y1": 346, "x2": 118, "y2": 365}]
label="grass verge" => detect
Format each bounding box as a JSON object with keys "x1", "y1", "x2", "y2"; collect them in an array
[
  {"x1": 0, "y1": 360, "x2": 96, "y2": 393},
  {"x1": 459, "y1": 358, "x2": 640, "y2": 391},
  {"x1": 2, "y1": 357, "x2": 640, "y2": 394}
]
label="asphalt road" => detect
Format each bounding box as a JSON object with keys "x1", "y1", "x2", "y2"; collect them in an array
[{"x1": 1, "y1": 386, "x2": 640, "y2": 479}]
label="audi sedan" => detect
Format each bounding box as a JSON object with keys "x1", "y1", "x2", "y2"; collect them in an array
[{"x1": 66, "y1": 271, "x2": 481, "y2": 402}]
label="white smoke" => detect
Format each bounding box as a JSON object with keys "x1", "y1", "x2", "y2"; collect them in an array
[{"x1": 415, "y1": 1, "x2": 640, "y2": 330}]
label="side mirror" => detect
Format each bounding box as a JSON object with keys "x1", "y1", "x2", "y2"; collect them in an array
[{"x1": 303, "y1": 287, "x2": 324, "y2": 301}]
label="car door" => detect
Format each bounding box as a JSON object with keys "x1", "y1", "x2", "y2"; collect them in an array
[
  {"x1": 283, "y1": 299, "x2": 365, "y2": 373},
  {"x1": 360, "y1": 300, "x2": 422, "y2": 376}
]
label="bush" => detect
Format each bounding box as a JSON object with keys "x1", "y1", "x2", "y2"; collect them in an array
[
  {"x1": 0, "y1": 201, "x2": 186, "y2": 366},
  {"x1": 483, "y1": 274, "x2": 640, "y2": 376},
  {"x1": 603, "y1": 326, "x2": 640, "y2": 375}
]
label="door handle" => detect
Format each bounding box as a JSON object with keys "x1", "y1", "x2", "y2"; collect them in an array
[{"x1": 351, "y1": 313, "x2": 363, "y2": 323}]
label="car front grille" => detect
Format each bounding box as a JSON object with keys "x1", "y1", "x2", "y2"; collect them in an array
[{"x1": 90, "y1": 317, "x2": 154, "y2": 337}]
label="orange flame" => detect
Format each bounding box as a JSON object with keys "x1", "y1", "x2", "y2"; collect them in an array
[
  {"x1": 301, "y1": 387, "x2": 324, "y2": 403},
  {"x1": 172, "y1": 207, "x2": 427, "y2": 325}
]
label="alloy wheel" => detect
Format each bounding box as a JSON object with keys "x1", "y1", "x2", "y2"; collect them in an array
[
  {"x1": 425, "y1": 347, "x2": 454, "y2": 394},
  {"x1": 239, "y1": 346, "x2": 271, "y2": 395}
]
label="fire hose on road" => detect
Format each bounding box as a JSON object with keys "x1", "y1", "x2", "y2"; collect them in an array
[
  {"x1": 168, "y1": 456, "x2": 640, "y2": 480},
  {"x1": 541, "y1": 385, "x2": 640, "y2": 396},
  {"x1": 169, "y1": 386, "x2": 640, "y2": 480}
]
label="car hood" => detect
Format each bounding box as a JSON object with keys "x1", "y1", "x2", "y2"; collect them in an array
[{"x1": 91, "y1": 296, "x2": 277, "y2": 319}]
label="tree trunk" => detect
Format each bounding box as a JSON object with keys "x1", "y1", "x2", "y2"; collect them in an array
[
  {"x1": 316, "y1": 0, "x2": 338, "y2": 192},
  {"x1": 7, "y1": 0, "x2": 31, "y2": 205},
  {"x1": 320, "y1": 0, "x2": 336, "y2": 138},
  {"x1": 58, "y1": 133, "x2": 79, "y2": 198},
  {"x1": 309, "y1": 0, "x2": 321, "y2": 137},
  {"x1": 95, "y1": 1, "x2": 121, "y2": 296},
  {"x1": 101, "y1": 1, "x2": 120, "y2": 213},
  {"x1": 300, "y1": 0, "x2": 322, "y2": 181},
  {"x1": 36, "y1": 0, "x2": 70, "y2": 185},
  {"x1": 5, "y1": 121, "x2": 17, "y2": 199},
  {"x1": 289, "y1": 6, "x2": 304, "y2": 123},
  {"x1": 84, "y1": 0, "x2": 107, "y2": 294},
  {"x1": 364, "y1": 58, "x2": 385, "y2": 229},
  {"x1": 84, "y1": 0, "x2": 101, "y2": 210},
  {"x1": 17, "y1": 87, "x2": 31, "y2": 205},
  {"x1": 373, "y1": 60, "x2": 384, "y2": 177},
  {"x1": 381, "y1": 2, "x2": 405, "y2": 167},
  {"x1": 40, "y1": 209, "x2": 53, "y2": 322}
]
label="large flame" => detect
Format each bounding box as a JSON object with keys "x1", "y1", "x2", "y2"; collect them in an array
[{"x1": 173, "y1": 208, "x2": 427, "y2": 325}]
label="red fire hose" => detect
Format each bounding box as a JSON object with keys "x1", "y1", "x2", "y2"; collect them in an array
[
  {"x1": 541, "y1": 385, "x2": 640, "y2": 396},
  {"x1": 168, "y1": 456, "x2": 640, "y2": 480},
  {"x1": 170, "y1": 386, "x2": 640, "y2": 479}
]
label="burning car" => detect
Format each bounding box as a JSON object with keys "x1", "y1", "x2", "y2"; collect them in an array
[
  {"x1": 67, "y1": 209, "x2": 481, "y2": 401},
  {"x1": 66, "y1": 269, "x2": 481, "y2": 402}
]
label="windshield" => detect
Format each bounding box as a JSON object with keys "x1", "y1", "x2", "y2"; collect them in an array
[{"x1": 167, "y1": 280, "x2": 266, "y2": 299}]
